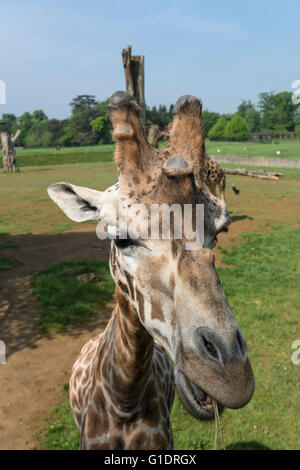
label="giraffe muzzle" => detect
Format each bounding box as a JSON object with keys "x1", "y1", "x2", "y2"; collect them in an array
[
  {"x1": 175, "y1": 369, "x2": 223, "y2": 420},
  {"x1": 174, "y1": 328, "x2": 254, "y2": 418}
]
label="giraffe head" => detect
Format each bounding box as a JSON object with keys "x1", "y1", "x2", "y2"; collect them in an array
[{"x1": 48, "y1": 91, "x2": 254, "y2": 420}]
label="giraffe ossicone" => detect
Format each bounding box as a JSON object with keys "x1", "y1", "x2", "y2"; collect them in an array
[
  {"x1": 47, "y1": 91, "x2": 254, "y2": 450},
  {"x1": 159, "y1": 122, "x2": 240, "y2": 200}
]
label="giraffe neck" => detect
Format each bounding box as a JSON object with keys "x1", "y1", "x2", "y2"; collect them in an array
[{"x1": 96, "y1": 287, "x2": 154, "y2": 415}]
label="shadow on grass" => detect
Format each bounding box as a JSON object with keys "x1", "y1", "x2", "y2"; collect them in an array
[
  {"x1": 226, "y1": 441, "x2": 271, "y2": 450},
  {"x1": 0, "y1": 231, "x2": 112, "y2": 358},
  {"x1": 21, "y1": 168, "x2": 56, "y2": 173},
  {"x1": 230, "y1": 214, "x2": 254, "y2": 223}
]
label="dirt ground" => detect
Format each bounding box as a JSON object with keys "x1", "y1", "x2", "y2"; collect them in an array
[
  {"x1": 0, "y1": 176, "x2": 299, "y2": 450},
  {"x1": 0, "y1": 231, "x2": 113, "y2": 450}
]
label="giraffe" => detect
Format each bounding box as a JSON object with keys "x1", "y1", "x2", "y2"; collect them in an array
[
  {"x1": 204, "y1": 156, "x2": 240, "y2": 201},
  {"x1": 47, "y1": 92, "x2": 254, "y2": 450},
  {"x1": 158, "y1": 122, "x2": 172, "y2": 142},
  {"x1": 159, "y1": 123, "x2": 240, "y2": 200}
]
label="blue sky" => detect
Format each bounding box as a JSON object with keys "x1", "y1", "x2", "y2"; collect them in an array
[{"x1": 1, "y1": 0, "x2": 299, "y2": 118}]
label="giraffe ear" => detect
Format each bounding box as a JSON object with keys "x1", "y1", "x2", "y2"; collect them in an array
[{"x1": 47, "y1": 182, "x2": 117, "y2": 223}]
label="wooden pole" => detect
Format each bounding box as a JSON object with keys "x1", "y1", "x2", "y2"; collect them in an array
[{"x1": 122, "y1": 45, "x2": 146, "y2": 126}]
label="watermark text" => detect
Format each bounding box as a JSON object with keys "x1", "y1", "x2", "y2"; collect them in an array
[
  {"x1": 291, "y1": 340, "x2": 300, "y2": 365},
  {"x1": 0, "y1": 80, "x2": 6, "y2": 104},
  {"x1": 0, "y1": 340, "x2": 6, "y2": 364},
  {"x1": 96, "y1": 202, "x2": 205, "y2": 250},
  {"x1": 291, "y1": 80, "x2": 300, "y2": 105}
]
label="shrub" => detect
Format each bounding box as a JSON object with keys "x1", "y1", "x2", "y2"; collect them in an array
[
  {"x1": 208, "y1": 116, "x2": 228, "y2": 140},
  {"x1": 223, "y1": 115, "x2": 249, "y2": 140},
  {"x1": 202, "y1": 111, "x2": 220, "y2": 136}
]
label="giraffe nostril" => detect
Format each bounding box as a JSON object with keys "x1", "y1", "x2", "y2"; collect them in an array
[
  {"x1": 193, "y1": 327, "x2": 226, "y2": 365},
  {"x1": 193, "y1": 326, "x2": 249, "y2": 365},
  {"x1": 236, "y1": 328, "x2": 248, "y2": 360},
  {"x1": 202, "y1": 336, "x2": 219, "y2": 361}
]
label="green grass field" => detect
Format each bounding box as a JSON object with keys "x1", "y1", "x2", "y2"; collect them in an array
[
  {"x1": 0, "y1": 162, "x2": 117, "y2": 234},
  {"x1": 1, "y1": 139, "x2": 299, "y2": 170},
  {"x1": 1, "y1": 158, "x2": 299, "y2": 235},
  {"x1": 206, "y1": 139, "x2": 300, "y2": 159},
  {"x1": 1, "y1": 155, "x2": 299, "y2": 450},
  {"x1": 32, "y1": 260, "x2": 115, "y2": 332},
  {"x1": 13, "y1": 145, "x2": 115, "y2": 167}
]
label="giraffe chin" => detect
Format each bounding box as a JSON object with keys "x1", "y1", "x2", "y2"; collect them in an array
[{"x1": 175, "y1": 369, "x2": 224, "y2": 421}]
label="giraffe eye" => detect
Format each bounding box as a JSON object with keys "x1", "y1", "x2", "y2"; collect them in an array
[{"x1": 114, "y1": 237, "x2": 137, "y2": 249}]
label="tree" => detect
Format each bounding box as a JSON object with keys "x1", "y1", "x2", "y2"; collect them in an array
[
  {"x1": 244, "y1": 107, "x2": 261, "y2": 133},
  {"x1": 62, "y1": 95, "x2": 100, "y2": 146},
  {"x1": 43, "y1": 119, "x2": 67, "y2": 147},
  {"x1": 32, "y1": 109, "x2": 48, "y2": 121},
  {"x1": 202, "y1": 111, "x2": 220, "y2": 136},
  {"x1": 22, "y1": 110, "x2": 48, "y2": 148},
  {"x1": 90, "y1": 99, "x2": 112, "y2": 144},
  {"x1": 237, "y1": 100, "x2": 261, "y2": 132},
  {"x1": 295, "y1": 113, "x2": 300, "y2": 133},
  {"x1": 258, "y1": 91, "x2": 299, "y2": 132},
  {"x1": 0, "y1": 116, "x2": 13, "y2": 134},
  {"x1": 208, "y1": 116, "x2": 228, "y2": 140},
  {"x1": 223, "y1": 115, "x2": 249, "y2": 140},
  {"x1": 70, "y1": 95, "x2": 97, "y2": 114},
  {"x1": 237, "y1": 100, "x2": 253, "y2": 118},
  {"x1": 146, "y1": 104, "x2": 173, "y2": 130},
  {"x1": 60, "y1": 119, "x2": 78, "y2": 147},
  {"x1": 16, "y1": 112, "x2": 33, "y2": 146},
  {"x1": 2, "y1": 113, "x2": 17, "y2": 132}
]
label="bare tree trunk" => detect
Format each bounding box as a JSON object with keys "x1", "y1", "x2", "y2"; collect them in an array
[
  {"x1": 122, "y1": 45, "x2": 146, "y2": 126},
  {"x1": 224, "y1": 168, "x2": 282, "y2": 180},
  {"x1": 1, "y1": 130, "x2": 20, "y2": 172}
]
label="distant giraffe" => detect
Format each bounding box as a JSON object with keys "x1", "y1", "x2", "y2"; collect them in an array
[
  {"x1": 158, "y1": 122, "x2": 172, "y2": 142},
  {"x1": 204, "y1": 156, "x2": 240, "y2": 201},
  {"x1": 48, "y1": 92, "x2": 254, "y2": 450}
]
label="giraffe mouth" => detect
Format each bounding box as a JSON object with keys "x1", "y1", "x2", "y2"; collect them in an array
[{"x1": 175, "y1": 369, "x2": 223, "y2": 420}]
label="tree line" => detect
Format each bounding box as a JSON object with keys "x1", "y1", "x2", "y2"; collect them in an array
[
  {"x1": 1, "y1": 91, "x2": 299, "y2": 148},
  {"x1": 208, "y1": 92, "x2": 300, "y2": 141}
]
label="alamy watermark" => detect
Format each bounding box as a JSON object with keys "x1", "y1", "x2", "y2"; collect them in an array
[
  {"x1": 291, "y1": 80, "x2": 300, "y2": 105},
  {"x1": 0, "y1": 340, "x2": 6, "y2": 364},
  {"x1": 96, "y1": 202, "x2": 205, "y2": 251},
  {"x1": 291, "y1": 340, "x2": 300, "y2": 365},
  {"x1": 0, "y1": 80, "x2": 6, "y2": 104}
]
